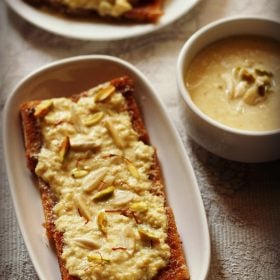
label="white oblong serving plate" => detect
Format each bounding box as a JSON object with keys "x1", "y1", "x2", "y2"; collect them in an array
[
  {"x1": 5, "y1": 0, "x2": 200, "y2": 40},
  {"x1": 3, "y1": 55, "x2": 210, "y2": 280}
]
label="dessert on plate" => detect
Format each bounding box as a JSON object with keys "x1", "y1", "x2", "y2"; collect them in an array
[
  {"x1": 20, "y1": 76, "x2": 190, "y2": 280},
  {"x1": 23, "y1": 0, "x2": 165, "y2": 22}
]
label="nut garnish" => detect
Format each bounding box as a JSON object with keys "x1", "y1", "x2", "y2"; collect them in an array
[
  {"x1": 92, "y1": 186, "x2": 115, "y2": 202},
  {"x1": 34, "y1": 100, "x2": 53, "y2": 117},
  {"x1": 97, "y1": 211, "x2": 108, "y2": 235},
  {"x1": 138, "y1": 227, "x2": 160, "y2": 244},
  {"x1": 83, "y1": 112, "x2": 104, "y2": 126},
  {"x1": 58, "y1": 136, "x2": 70, "y2": 162},
  {"x1": 70, "y1": 138, "x2": 101, "y2": 151},
  {"x1": 110, "y1": 190, "x2": 134, "y2": 206},
  {"x1": 94, "y1": 85, "x2": 116, "y2": 102},
  {"x1": 255, "y1": 68, "x2": 273, "y2": 77},
  {"x1": 83, "y1": 167, "x2": 108, "y2": 192},
  {"x1": 87, "y1": 254, "x2": 110, "y2": 264},
  {"x1": 223, "y1": 64, "x2": 274, "y2": 105},
  {"x1": 234, "y1": 81, "x2": 248, "y2": 98},
  {"x1": 130, "y1": 202, "x2": 148, "y2": 213},
  {"x1": 125, "y1": 159, "x2": 140, "y2": 179},
  {"x1": 105, "y1": 119, "x2": 125, "y2": 148},
  {"x1": 74, "y1": 194, "x2": 92, "y2": 222},
  {"x1": 72, "y1": 168, "x2": 89, "y2": 179},
  {"x1": 74, "y1": 237, "x2": 101, "y2": 249}
]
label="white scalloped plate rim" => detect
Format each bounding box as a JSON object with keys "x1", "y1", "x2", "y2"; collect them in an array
[
  {"x1": 3, "y1": 55, "x2": 210, "y2": 280},
  {"x1": 5, "y1": 0, "x2": 200, "y2": 40}
]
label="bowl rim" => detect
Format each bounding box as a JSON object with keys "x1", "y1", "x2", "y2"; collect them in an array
[{"x1": 177, "y1": 15, "x2": 280, "y2": 137}]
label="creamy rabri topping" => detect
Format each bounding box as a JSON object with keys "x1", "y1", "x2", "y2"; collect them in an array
[
  {"x1": 60, "y1": 0, "x2": 132, "y2": 17},
  {"x1": 185, "y1": 36, "x2": 280, "y2": 131},
  {"x1": 35, "y1": 82, "x2": 170, "y2": 280}
]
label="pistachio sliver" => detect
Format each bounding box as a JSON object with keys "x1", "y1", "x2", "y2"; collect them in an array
[
  {"x1": 87, "y1": 254, "x2": 110, "y2": 264},
  {"x1": 97, "y1": 211, "x2": 108, "y2": 234},
  {"x1": 72, "y1": 169, "x2": 89, "y2": 179},
  {"x1": 255, "y1": 68, "x2": 273, "y2": 77},
  {"x1": 83, "y1": 112, "x2": 104, "y2": 126},
  {"x1": 58, "y1": 136, "x2": 70, "y2": 162},
  {"x1": 83, "y1": 167, "x2": 108, "y2": 192},
  {"x1": 138, "y1": 228, "x2": 160, "y2": 243},
  {"x1": 34, "y1": 100, "x2": 53, "y2": 117},
  {"x1": 92, "y1": 186, "x2": 115, "y2": 202},
  {"x1": 94, "y1": 85, "x2": 116, "y2": 102},
  {"x1": 130, "y1": 202, "x2": 148, "y2": 213},
  {"x1": 125, "y1": 160, "x2": 140, "y2": 179},
  {"x1": 74, "y1": 237, "x2": 101, "y2": 249}
]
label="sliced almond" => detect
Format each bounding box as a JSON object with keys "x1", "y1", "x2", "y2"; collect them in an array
[
  {"x1": 94, "y1": 85, "x2": 115, "y2": 102},
  {"x1": 83, "y1": 167, "x2": 108, "y2": 192},
  {"x1": 92, "y1": 186, "x2": 115, "y2": 202},
  {"x1": 72, "y1": 169, "x2": 89, "y2": 179},
  {"x1": 74, "y1": 194, "x2": 92, "y2": 221},
  {"x1": 83, "y1": 112, "x2": 104, "y2": 126},
  {"x1": 97, "y1": 211, "x2": 108, "y2": 235},
  {"x1": 74, "y1": 237, "x2": 101, "y2": 249},
  {"x1": 243, "y1": 86, "x2": 262, "y2": 105},
  {"x1": 58, "y1": 136, "x2": 70, "y2": 162},
  {"x1": 110, "y1": 190, "x2": 134, "y2": 206},
  {"x1": 105, "y1": 119, "x2": 125, "y2": 148},
  {"x1": 70, "y1": 138, "x2": 100, "y2": 151},
  {"x1": 34, "y1": 100, "x2": 53, "y2": 117},
  {"x1": 233, "y1": 81, "x2": 248, "y2": 98}
]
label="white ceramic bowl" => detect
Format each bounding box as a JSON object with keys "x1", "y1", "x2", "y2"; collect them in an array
[
  {"x1": 3, "y1": 55, "x2": 210, "y2": 280},
  {"x1": 177, "y1": 17, "x2": 280, "y2": 163}
]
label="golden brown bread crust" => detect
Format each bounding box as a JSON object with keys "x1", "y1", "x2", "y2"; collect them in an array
[
  {"x1": 23, "y1": 0, "x2": 164, "y2": 22},
  {"x1": 20, "y1": 76, "x2": 190, "y2": 280},
  {"x1": 125, "y1": 0, "x2": 163, "y2": 22}
]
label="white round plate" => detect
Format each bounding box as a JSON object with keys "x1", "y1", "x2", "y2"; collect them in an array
[{"x1": 5, "y1": 0, "x2": 200, "y2": 40}]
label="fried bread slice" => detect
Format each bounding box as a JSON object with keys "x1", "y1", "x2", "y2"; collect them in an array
[
  {"x1": 20, "y1": 76, "x2": 190, "y2": 280},
  {"x1": 23, "y1": 0, "x2": 164, "y2": 22}
]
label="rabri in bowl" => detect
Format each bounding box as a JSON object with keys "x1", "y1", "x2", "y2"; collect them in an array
[{"x1": 177, "y1": 17, "x2": 280, "y2": 162}]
